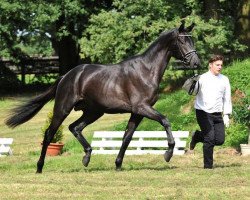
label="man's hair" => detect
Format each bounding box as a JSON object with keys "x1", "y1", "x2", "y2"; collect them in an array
[{"x1": 209, "y1": 54, "x2": 224, "y2": 63}]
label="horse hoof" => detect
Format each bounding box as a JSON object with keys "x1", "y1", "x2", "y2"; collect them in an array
[
  {"x1": 115, "y1": 165, "x2": 122, "y2": 171},
  {"x1": 164, "y1": 151, "x2": 173, "y2": 162},
  {"x1": 36, "y1": 170, "x2": 42, "y2": 174},
  {"x1": 82, "y1": 156, "x2": 90, "y2": 167},
  {"x1": 115, "y1": 159, "x2": 122, "y2": 171}
]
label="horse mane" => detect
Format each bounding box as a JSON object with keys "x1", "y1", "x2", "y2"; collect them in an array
[
  {"x1": 117, "y1": 28, "x2": 177, "y2": 65},
  {"x1": 142, "y1": 28, "x2": 177, "y2": 56}
]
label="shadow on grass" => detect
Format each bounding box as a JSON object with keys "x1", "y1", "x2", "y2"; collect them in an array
[
  {"x1": 214, "y1": 163, "x2": 242, "y2": 168},
  {"x1": 27, "y1": 153, "x2": 179, "y2": 173},
  {"x1": 80, "y1": 164, "x2": 178, "y2": 172},
  {"x1": 58, "y1": 162, "x2": 177, "y2": 173}
]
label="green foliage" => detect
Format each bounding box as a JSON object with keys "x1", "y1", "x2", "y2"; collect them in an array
[
  {"x1": 223, "y1": 59, "x2": 250, "y2": 128},
  {"x1": 160, "y1": 68, "x2": 197, "y2": 92},
  {"x1": 80, "y1": 10, "x2": 167, "y2": 64},
  {"x1": 0, "y1": 0, "x2": 248, "y2": 73},
  {"x1": 80, "y1": 1, "x2": 178, "y2": 64},
  {"x1": 0, "y1": 0, "x2": 52, "y2": 59},
  {"x1": 224, "y1": 123, "x2": 249, "y2": 148},
  {"x1": 16, "y1": 34, "x2": 54, "y2": 57},
  {"x1": 0, "y1": 0, "x2": 111, "y2": 60},
  {"x1": 223, "y1": 59, "x2": 250, "y2": 96},
  {"x1": 80, "y1": 0, "x2": 247, "y2": 65},
  {"x1": 233, "y1": 97, "x2": 250, "y2": 127},
  {"x1": 20, "y1": 74, "x2": 59, "y2": 85},
  {"x1": 41, "y1": 111, "x2": 64, "y2": 143}
]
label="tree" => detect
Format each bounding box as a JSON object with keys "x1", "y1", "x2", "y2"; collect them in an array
[
  {"x1": 80, "y1": 0, "x2": 248, "y2": 65},
  {"x1": 79, "y1": 0, "x2": 241, "y2": 65},
  {"x1": 0, "y1": 0, "x2": 113, "y2": 74},
  {"x1": 202, "y1": 0, "x2": 249, "y2": 58},
  {"x1": 0, "y1": 1, "x2": 33, "y2": 61},
  {"x1": 80, "y1": 0, "x2": 193, "y2": 64},
  {"x1": 232, "y1": 0, "x2": 250, "y2": 58},
  {"x1": 203, "y1": 0, "x2": 220, "y2": 20},
  {"x1": 1, "y1": 0, "x2": 248, "y2": 75}
]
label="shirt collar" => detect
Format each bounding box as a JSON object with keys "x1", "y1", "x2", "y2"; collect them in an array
[{"x1": 208, "y1": 70, "x2": 220, "y2": 77}]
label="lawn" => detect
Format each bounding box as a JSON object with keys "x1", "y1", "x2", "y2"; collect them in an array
[{"x1": 0, "y1": 95, "x2": 250, "y2": 199}]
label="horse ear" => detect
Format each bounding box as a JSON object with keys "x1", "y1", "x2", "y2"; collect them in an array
[
  {"x1": 186, "y1": 23, "x2": 195, "y2": 32},
  {"x1": 178, "y1": 21, "x2": 185, "y2": 32}
]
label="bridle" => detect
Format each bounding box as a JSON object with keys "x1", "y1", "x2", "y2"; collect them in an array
[{"x1": 173, "y1": 34, "x2": 197, "y2": 65}]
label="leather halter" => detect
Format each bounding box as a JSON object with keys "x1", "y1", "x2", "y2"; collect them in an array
[{"x1": 174, "y1": 34, "x2": 197, "y2": 65}]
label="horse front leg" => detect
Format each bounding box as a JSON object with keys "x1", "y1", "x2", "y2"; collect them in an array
[
  {"x1": 136, "y1": 104, "x2": 175, "y2": 162},
  {"x1": 163, "y1": 122, "x2": 175, "y2": 162},
  {"x1": 115, "y1": 114, "x2": 143, "y2": 170}
]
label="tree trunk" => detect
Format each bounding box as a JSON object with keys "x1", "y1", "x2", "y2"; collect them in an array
[
  {"x1": 203, "y1": 0, "x2": 220, "y2": 20},
  {"x1": 54, "y1": 15, "x2": 81, "y2": 75},
  {"x1": 57, "y1": 36, "x2": 80, "y2": 75},
  {"x1": 235, "y1": 0, "x2": 250, "y2": 58}
]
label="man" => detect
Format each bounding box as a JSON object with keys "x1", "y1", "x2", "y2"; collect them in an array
[{"x1": 190, "y1": 54, "x2": 232, "y2": 169}]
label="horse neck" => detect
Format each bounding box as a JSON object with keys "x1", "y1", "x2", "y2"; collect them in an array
[{"x1": 141, "y1": 31, "x2": 175, "y2": 85}]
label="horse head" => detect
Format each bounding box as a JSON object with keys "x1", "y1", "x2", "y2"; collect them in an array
[{"x1": 170, "y1": 21, "x2": 201, "y2": 69}]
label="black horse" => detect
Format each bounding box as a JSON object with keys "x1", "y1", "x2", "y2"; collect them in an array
[{"x1": 6, "y1": 22, "x2": 200, "y2": 173}]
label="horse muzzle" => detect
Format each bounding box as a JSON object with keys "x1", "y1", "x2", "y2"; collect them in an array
[{"x1": 188, "y1": 53, "x2": 201, "y2": 69}]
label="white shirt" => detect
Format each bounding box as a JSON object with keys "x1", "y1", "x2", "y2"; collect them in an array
[{"x1": 195, "y1": 70, "x2": 232, "y2": 114}]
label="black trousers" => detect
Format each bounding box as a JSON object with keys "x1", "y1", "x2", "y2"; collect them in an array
[{"x1": 194, "y1": 109, "x2": 225, "y2": 168}]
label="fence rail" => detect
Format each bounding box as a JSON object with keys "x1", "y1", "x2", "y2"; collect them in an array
[{"x1": 0, "y1": 57, "x2": 59, "y2": 83}]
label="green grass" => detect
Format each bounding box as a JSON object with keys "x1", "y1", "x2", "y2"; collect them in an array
[
  {"x1": 0, "y1": 150, "x2": 250, "y2": 199},
  {"x1": 0, "y1": 95, "x2": 250, "y2": 199}
]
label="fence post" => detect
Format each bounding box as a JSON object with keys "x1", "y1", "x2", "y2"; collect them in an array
[{"x1": 21, "y1": 63, "x2": 25, "y2": 84}]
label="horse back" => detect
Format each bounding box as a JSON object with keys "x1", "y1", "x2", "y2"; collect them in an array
[{"x1": 57, "y1": 64, "x2": 130, "y2": 112}]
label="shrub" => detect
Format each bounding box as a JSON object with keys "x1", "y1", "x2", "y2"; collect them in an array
[
  {"x1": 224, "y1": 123, "x2": 249, "y2": 148},
  {"x1": 232, "y1": 96, "x2": 250, "y2": 127},
  {"x1": 219, "y1": 59, "x2": 250, "y2": 148},
  {"x1": 223, "y1": 59, "x2": 250, "y2": 96}
]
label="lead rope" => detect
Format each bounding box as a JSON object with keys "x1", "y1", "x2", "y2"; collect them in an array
[{"x1": 188, "y1": 69, "x2": 200, "y2": 95}]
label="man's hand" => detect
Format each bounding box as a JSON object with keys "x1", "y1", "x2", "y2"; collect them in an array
[{"x1": 223, "y1": 114, "x2": 230, "y2": 127}]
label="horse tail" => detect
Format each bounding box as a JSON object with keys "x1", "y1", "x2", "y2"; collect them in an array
[{"x1": 5, "y1": 76, "x2": 63, "y2": 128}]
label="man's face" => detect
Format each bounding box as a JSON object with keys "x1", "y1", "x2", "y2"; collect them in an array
[{"x1": 209, "y1": 60, "x2": 223, "y2": 75}]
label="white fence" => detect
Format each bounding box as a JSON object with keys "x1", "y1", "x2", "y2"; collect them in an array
[
  {"x1": 0, "y1": 138, "x2": 13, "y2": 157},
  {"x1": 91, "y1": 131, "x2": 189, "y2": 155}
]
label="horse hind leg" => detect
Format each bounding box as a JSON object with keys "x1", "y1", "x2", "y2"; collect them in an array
[
  {"x1": 69, "y1": 111, "x2": 104, "y2": 167},
  {"x1": 36, "y1": 94, "x2": 76, "y2": 173},
  {"x1": 37, "y1": 110, "x2": 70, "y2": 173}
]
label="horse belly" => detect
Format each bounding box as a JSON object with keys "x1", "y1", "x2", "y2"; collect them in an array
[
  {"x1": 95, "y1": 94, "x2": 132, "y2": 113},
  {"x1": 74, "y1": 90, "x2": 132, "y2": 113},
  {"x1": 75, "y1": 100, "x2": 131, "y2": 114}
]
